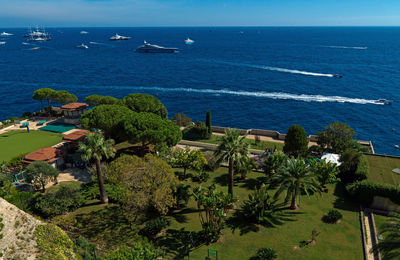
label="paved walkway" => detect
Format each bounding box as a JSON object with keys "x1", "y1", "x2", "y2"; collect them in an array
[
  {"x1": 46, "y1": 167, "x2": 91, "y2": 188},
  {"x1": 364, "y1": 210, "x2": 380, "y2": 260}
]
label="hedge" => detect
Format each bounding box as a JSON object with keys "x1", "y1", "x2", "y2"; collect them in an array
[{"x1": 346, "y1": 180, "x2": 400, "y2": 205}]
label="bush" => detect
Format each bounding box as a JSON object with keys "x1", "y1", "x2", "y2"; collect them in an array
[
  {"x1": 142, "y1": 217, "x2": 169, "y2": 237},
  {"x1": 339, "y1": 150, "x2": 368, "y2": 183},
  {"x1": 346, "y1": 180, "x2": 400, "y2": 205},
  {"x1": 322, "y1": 209, "x2": 343, "y2": 223},
  {"x1": 192, "y1": 171, "x2": 209, "y2": 183},
  {"x1": 104, "y1": 240, "x2": 163, "y2": 260},
  {"x1": 81, "y1": 182, "x2": 126, "y2": 203},
  {"x1": 75, "y1": 236, "x2": 97, "y2": 260},
  {"x1": 182, "y1": 121, "x2": 210, "y2": 140},
  {"x1": 34, "y1": 186, "x2": 85, "y2": 218},
  {"x1": 203, "y1": 151, "x2": 219, "y2": 171},
  {"x1": 172, "y1": 113, "x2": 192, "y2": 127},
  {"x1": 250, "y1": 248, "x2": 277, "y2": 260},
  {"x1": 283, "y1": 125, "x2": 308, "y2": 157},
  {"x1": 174, "y1": 183, "x2": 191, "y2": 208}
]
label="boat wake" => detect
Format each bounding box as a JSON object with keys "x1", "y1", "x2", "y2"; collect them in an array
[
  {"x1": 127, "y1": 86, "x2": 385, "y2": 105},
  {"x1": 207, "y1": 60, "x2": 337, "y2": 77},
  {"x1": 89, "y1": 41, "x2": 112, "y2": 46},
  {"x1": 321, "y1": 45, "x2": 368, "y2": 50}
]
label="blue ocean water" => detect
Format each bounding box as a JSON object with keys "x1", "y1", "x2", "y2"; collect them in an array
[{"x1": 0, "y1": 27, "x2": 399, "y2": 155}]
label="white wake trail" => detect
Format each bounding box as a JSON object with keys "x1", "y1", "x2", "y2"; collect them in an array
[
  {"x1": 211, "y1": 60, "x2": 335, "y2": 77},
  {"x1": 321, "y1": 45, "x2": 368, "y2": 50},
  {"x1": 129, "y1": 86, "x2": 384, "y2": 105}
]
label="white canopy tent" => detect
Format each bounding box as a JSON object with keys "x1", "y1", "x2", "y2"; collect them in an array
[{"x1": 321, "y1": 153, "x2": 341, "y2": 166}]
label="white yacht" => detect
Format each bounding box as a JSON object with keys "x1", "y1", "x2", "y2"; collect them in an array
[
  {"x1": 0, "y1": 42, "x2": 6, "y2": 45},
  {"x1": 0, "y1": 32, "x2": 13, "y2": 36},
  {"x1": 80, "y1": 31, "x2": 89, "y2": 34},
  {"x1": 136, "y1": 41, "x2": 178, "y2": 53},
  {"x1": 184, "y1": 38, "x2": 195, "y2": 45},
  {"x1": 76, "y1": 43, "x2": 89, "y2": 49},
  {"x1": 109, "y1": 33, "x2": 131, "y2": 41}
]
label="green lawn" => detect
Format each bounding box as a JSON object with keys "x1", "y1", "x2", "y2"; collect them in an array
[
  {"x1": 53, "y1": 168, "x2": 363, "y2": 259},
  {"x1": 193, "y1": 134, "x2": 284, "y2": 151},
  {"x1": 160, "y1": 168, "x2": 363, "y2": 260},
  {"x1": 366, "y1": 155, "x2": 400, "y2": 185},
  {"x1": 0, "y1": 130, "x2": 63, "y2": 163}
]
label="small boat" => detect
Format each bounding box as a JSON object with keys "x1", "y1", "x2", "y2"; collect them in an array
[
  {"x1": 0, "y1": 42, "x2": 6, "y2": 45},
  {"x1": 333, "y1": 74, "x2": 342, "y2": 78},
  {"x1": 377, "y1": 99, "x2": 393, "y2": 105},
  {"x1": 136, "y1": 41, "x2": 178, "y2": 53},
  {"x1": 184, "y1": 38, "x2": 195, "y2": 45},
  {"x1": 109, "y1": 33, "x2": 131, "y2": 41},
  {"x1": 80, "y1": 31, "x2": 89, "y2": 34},
  {"x1": 76, "y1": 43, "x2": 88, "y2": 49},
  {"x1": 0, "y1": 32, "x2": 13, "y2": 36},
  {"x1": 395, "y1": 145, "x2": 399, "y2": 149},
  {"x1": 31, "y1": 47, "x2": 40, "y2": 50}
]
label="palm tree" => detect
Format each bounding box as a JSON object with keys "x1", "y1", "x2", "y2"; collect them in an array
[
  {"x1": 215, "y1": 129, "x2": 249, "y2": 196},
  {"x1": 78, "y1": 132, "x2": 115, "y2": 204},
  {"x1": 273, "y1": 157, "x2": 320, "y2": 210},
  {"x1": 372, "y1": 210, "x2": 400, "y2": 259}
]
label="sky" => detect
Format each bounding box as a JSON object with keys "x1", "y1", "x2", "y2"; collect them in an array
[{"x1": 0, "y1": 0, "x2": 399, "y2": 27}]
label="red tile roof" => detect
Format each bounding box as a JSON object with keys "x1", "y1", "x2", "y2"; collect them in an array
[
  {"x1": 61, "y1": 102, "x2": 89, "y2": 111},
  {"x1": 23, "y1": 147, "x2": 62, "y2": 164},
  {"x1": 63, "y1": 130, "x2": 89, "y2": 142}
]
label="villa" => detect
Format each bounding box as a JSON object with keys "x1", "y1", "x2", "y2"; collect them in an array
[
  {"x1": 22, "y1": 147, "x2": 64, "y2": 168},
  {"x1": 61, "y1": 102, "x2": 89, "y2": 125}
]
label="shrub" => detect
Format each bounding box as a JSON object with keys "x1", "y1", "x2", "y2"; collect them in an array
[
  {"x1": 251, "y1": 248, "x2": 277, "y2": 260},
  {"x1": 142, "y1": 217, "x2": 169, "y2": 237},
  {"x1": 203, "y1": 151, "x2": 219, "y2": 171},
  {"x1": 75, "y1": 236, "x2": 97, "y2": 260},
  {"x1": 339, "y1": 150, "x2": 368, "y2": 183},
  {"x1": 346, "y1": 180, "x2": 400, "y2": 205},
  {"x1": 4, "y1": 191, "x2": 34, "y2": 213},
  {"x1": 172, "y1": 113, "x2": 192, "y2": 127},
  {"x1": 192, "y1": 171, "x2": 209, "y2": 183},
  {"x1": 174, "y1": 183, "x2": 191, "y2": 208},
  {"x1": 105, "y1": 240, "x2": 163, "y2": 260},
  {"x1": 81, "y1": 182, "x2": 126, "y2": 203},
  {"x1": 322, "y1": 209, "x2": 343, "y2": 223},
  {"x1": 34, "y1": 186, "x2": 85, "y2": 218},
  {"x1": 263, "y1": 152, "x2": 287, "y2": 177},
  {"x1": 182, "y1": 121, "x2": 210, "y2": 140}
]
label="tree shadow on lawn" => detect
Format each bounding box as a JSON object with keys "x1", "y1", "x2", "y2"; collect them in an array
[
  {"x1": 155, "y1": 228, "x2": 204, "y2": 260},
  {"x1": 168, "y1": 207, "x2": 199, "y2": 224},
  {"x1": 72, "y1": 205, "x2": 140, "y2": 251},
  {"x1": 239, "y1": 176, "x2": 269, "y2": 191},
  {"x1": 226, "y1": 208, "x2": 302, "y2": 236},
  {"x1": 333, "y1": 183, "x2": 359, "y2": 212}
]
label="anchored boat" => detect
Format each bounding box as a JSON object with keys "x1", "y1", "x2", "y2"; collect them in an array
[{"x1": 136, "y1": 41, "x2": 178, "y2": 53}]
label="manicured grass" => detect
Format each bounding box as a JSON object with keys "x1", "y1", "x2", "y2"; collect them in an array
[
  {"x1": 0, "y1": 130, "x2": 63, "y2": 163},
  {"x1": 366, "y1": 155, "x2": 400, "y2": 185},
  {"x1": 55, "y1": 168, "x2": 362, "y2": 259},
  {"x1": 194, "y1": 134, "x2": 284, "y2": 151},
  {"x1": 159, "y1": 168, "x2": 362, "y2": 260}
]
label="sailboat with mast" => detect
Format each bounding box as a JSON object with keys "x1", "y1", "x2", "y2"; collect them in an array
[{"x1": 25, "y1": 26, "x2": 52, "y2": 41}]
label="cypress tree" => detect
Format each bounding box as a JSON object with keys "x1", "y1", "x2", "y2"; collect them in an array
[{"x1": 206, "y1": 111, "x2": 212, "y2": 135}]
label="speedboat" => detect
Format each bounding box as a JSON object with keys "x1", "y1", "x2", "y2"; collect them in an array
[
  {"x1": 109, "y1": 33, "x2": 131, "y2": 41},
  {"x1": 76, "y1": 43, "x2": 88, "y2": 49},
  {"x1": 136, "y1": 41, "x2": 178, "y2": 53},
  {"x1": 184, "y1": 38, "x2": 195, "y2": 45},
  {"x1": 80, "y1": 31, "x2": 89, "y2": 34},
  {"x1": 377, "y1": 99, "x2": 393, "y2": 105},
  {"x1": 333, "y1": 74, "x2": 342, "y2": 78},
  {"x1": 0, "y1": 32, "x2": 13, "y2": 36},
  {"x1": 0, "y1": 42, "x2": 6, "y2": 45}
]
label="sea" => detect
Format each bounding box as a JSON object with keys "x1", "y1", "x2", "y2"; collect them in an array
[{"x1": 0, "y1": 27, "x2": 399, "y2": 155}]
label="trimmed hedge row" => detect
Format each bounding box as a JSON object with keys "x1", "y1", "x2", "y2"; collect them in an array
[{"x1": 346, "y1": 180, "x2": 400, "y2": 205}]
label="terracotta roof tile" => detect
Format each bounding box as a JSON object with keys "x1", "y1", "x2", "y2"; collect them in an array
[
  {"x1": 61, "y1": 103, "x2": 89, "y2": 111},
  {"x1": 63, "y1": 130, "x2": 89, "y2": 142},
  {"x1": 24, "y1": 147, "x2": 62, "y2": 163}
]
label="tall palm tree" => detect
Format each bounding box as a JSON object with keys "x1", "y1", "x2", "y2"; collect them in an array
[
  {"x1": 215, "y1": 129, "x2": 249, "y2": 196},
  {"x1": 273, "y1": 157, "x2": 320, "y2": 210},
  {"x1": 78, "y1": 132, "x2": 115, "y2": 204},
  {"x1": 372, "y1": 210, "x2": 400, "y2": 260}
]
